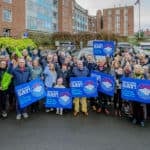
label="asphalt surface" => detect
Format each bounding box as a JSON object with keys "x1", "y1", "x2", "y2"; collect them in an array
[{"x1": 0, "y1": 111, "x2": 150, "y2": 150}]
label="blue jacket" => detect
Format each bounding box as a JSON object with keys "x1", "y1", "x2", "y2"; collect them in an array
[
  {"x1": 11, "y1": 67, "x2": 30, "y2": 86},
  {"x1": 71, "y1": 66, "x2": 89, "y2": 77}
]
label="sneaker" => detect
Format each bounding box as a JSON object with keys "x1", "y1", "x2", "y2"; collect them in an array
[
  {"x1": 105, "y1": 109, "x2": 110, "y2": 115},
  {"x1": 140, "y1": 121, "x2": 145, "y2": 127},
  {"x1": 92, "y1": 106, "x2": 97, "y2": 111},
  {"x1": 84, "y1": 112, "x2": 88, "y2": 116},
  {"x1": 16, "y1": 114, "x2": 21, "y2": 120},
  {"x1": 45, "y1": 109, "x2": 50, "y2": 113},
  {"x1": 56, "y1": 108, "x2": 59, "y2": 115},
  {"x1": 59, "y1": 109, "x2": 63, "y2": 115},
  {"x1": 50, "y1": 108, "x2": 54, "y2": 111},
  {"x1": 97, "y1": 108, "x2": 102, "y2": 113},
  {"x1": 2, "y1": 111, "x2": 7, "y2": 118},
  {"x1": 22, "y1": 113, "x2": 29, "y2": 119},
  {"x1": 73, "y1": 111, "x2": 78, "y2": 117},
  {"x1": 132, "y1": 119, "x2": 137, "y2": 124}
]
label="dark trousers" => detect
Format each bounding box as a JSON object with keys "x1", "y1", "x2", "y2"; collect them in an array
[
  {"x1": 31, "y1": 102, "x2": 39, "y2": 112},
  {"x1": 0, "y1": 90, "x2": 7, "y2": 112},
  {"x1": 132, "y1": 102, "x2": 144, "y2": 122},
  {"x1": 90, "y1": 97, "x2": 98, "y2": 107},
  {"x1": 97, "y1": 92, "x2": 110, "y2": 110},
  {"x1": 114, "y1": 89, "x2": 122, "y2": 111}
]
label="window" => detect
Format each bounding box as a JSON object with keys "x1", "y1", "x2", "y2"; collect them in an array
[
  {"x1": 115, "y1": 9, "x2": 120, "y2": 15},
  {"x1": 3, "y1": 28, "x2": 11, "y2": 37},
  {"x1": 3, "y1": 0, "x2": 12, "y2": 3},
  {"x1": 3, "y1": 9, "x2": 12, "y2": 22},
  {"x1": 108, "y1": 10, "x2": 112, "y2": 15}
]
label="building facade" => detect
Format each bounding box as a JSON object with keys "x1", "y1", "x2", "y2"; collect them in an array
[
  {"x1": 103, "y1": 6, "x2": 134, "y2": 36},
  {"x1": 26, "y1": 0, "x2": 58, "y2": 33},
  {"x1": 96, "y1": 10, "x2": 102, "y2": 33},
  {"x1": 58, "y1": 0, "x2": 73, "y2": 33},
  {"x1": 73, "y1": 0, "x2": 88, "y2": 33},
  {"x1": 58, "y1": 0, "x2": 88, "y2": 33},
  {"x1": 0, "y1": 1, "x2": 134, "y2": 37},
  {"x1": 88, "y1": 16, "x2": 97, "y2": 33},
  {"x1": 0, "y1": 0, "x2": 25, "y2": 37},
  {"x1": 88, "y1": 10, "x2": 102, "y2": 33}
]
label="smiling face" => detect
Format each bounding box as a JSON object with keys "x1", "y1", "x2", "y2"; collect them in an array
[
  {"x1": 18, "y1": 59, "x2": 25, "y2": 68},
  {"x1": 0, "y1": 61, "x2": 7, "y2": 69},
  {"x1": 77, "y1": 61, "x2": 83, "y2": 69},
  {"x1": 57, "y1": 78, "x2": 63, "y2": 86},
  {"x1": 32, "y1": 59, "x2": 39, "y2": 67}
]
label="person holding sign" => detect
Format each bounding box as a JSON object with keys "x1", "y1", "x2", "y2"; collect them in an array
[
  {"x1": 10, "y1": 58, "x2": 30, "y2": 120},
  {"x1": 0, "y1": 60, "x2": 11, "y2": 118},
  {"x1": 71, "y1": 60, "x2": 89, "y2": 116},
  {"x1": 29, "y1": 59, "x2": 43, "y2": 113},
  {"x1": 131, "y1": 65, "x2": 146, "y2": 127},
  {"x1": 55, "y1": 78, "x2": 65, "y2": 115},
  {"x1": 43, "y1": 63, "x2": 57, "y2": 112},
  {"x1": 94, "y1": 57, "x2": 111, "y2": 115}
]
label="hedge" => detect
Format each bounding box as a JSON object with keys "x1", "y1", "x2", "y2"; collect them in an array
[{"x1": 0, "y1": 37, "x2": 37, "y2": 52}]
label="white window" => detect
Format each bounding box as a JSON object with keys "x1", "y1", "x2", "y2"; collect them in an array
[
  {"x1": 3, "y1": 9, "x2": 12, "y2": 22},
  {"x1": 108, "y1": 10, "x2": 112, "y2": 15},
  {"x1": 3, "y1": 0, "x2": 12, "y2": 3},
  {"x1": 115, "y1": 16, "x2": 120, "y2": 34},
  {"x1": 115, "y1": 9, "x2": 120, "y2": 15}
]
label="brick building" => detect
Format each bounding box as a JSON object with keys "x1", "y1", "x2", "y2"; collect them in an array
[
  {"x1": 0, "y1": 1, "x2": 134, "y2": 37},
  {"x1": 0, "y1": 0, "x2": 25, "y2": 37},
  {"x1": 58, "y1": 0, "x2": 88, "y2": 33},
  {"x1": 88, "y1": 10, "x2": 102, "y2": 33},
  {"x1": 103, "y1": 6, "x2": 134, "y2": 36},
  {"x1": 58, "y1": 0, "x2": 73, "y2": 33},
  {"x1": 88, "y1": 16, "x2": 97, "y2": 33}
]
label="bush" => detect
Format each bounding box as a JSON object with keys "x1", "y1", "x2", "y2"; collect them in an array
[{"x1": 0, "y1": 37, "x2": 37, "y2": 52}]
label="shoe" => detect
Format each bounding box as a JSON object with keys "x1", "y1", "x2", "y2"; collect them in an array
[
  {"x1": 56, "y1": 109, "x2": 59, "y2": 115},
  {"x1": 97, "y1": 108, "x2": 102, "y2": 113},
  {"x1": 105, "y1": 109, "x2": 110, "y2": 115},
  {"x1": 132, "y1": 119, "x2": 137, "y2": 124},
  {"x1": 84, "y1": 112, "x2": 88, "y2": 116},
  {"x1": 50, "y1": 108, "x2": 54, "y2": 111},
  {"x1": 45, "y1": 109, "x2": 50, "y2": 113},
  {"x1": 140, "y1": 121, "x2": 145, "y2": 127},
  {"x1": 115, "y1": 110, "x2": 118, "y2": 116},
  {"x1": 16, "y1": 114, "x2": 21, "y2": 120},
  {"x1": 73, "y1": 112, "x2": 78, "y2": 117},
  {"x1": 59, "y1": 109, "x2": 63, "y2": 115},
  {"x1": 92, "y1": 106, "x2": 97, "y2": 111},
  {"x1": 22, "y1": 113, "x2": 29, "y2": 119},
  {"x1": 2, "y1": 111, "x2": 7, "y2": 118}
]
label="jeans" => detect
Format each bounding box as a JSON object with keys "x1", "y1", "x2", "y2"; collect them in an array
[{"x1": 16, "y1": 98, "x2": 27, "y2": 115}]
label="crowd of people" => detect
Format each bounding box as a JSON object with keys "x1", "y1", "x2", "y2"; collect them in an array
[{"x1": 0, "y1": 46, "x2": 149, "y2": 127}]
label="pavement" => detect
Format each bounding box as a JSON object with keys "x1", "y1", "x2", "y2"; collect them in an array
[{"x1": 0, "y1": 111, "x2": 150, "y2": 150}]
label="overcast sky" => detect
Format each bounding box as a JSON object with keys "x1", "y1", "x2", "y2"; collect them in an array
[{"x1": 76, "y1": 0, "x2": 150, "y2": 32}]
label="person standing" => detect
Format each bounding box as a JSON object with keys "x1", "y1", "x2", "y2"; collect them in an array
[
  {"x1": 29, "y1": 59, "x2": 43, "y2": 112},
  {"x1": 11, "y1": 58, "x2": 30, "y2": 120},
  {"x1": 0, "y1": 60, "x2": 10, "y2": 118},
  {"x1": 71, "y1": 60, "x2": 89, "y2": 116},
  {"x1": 55, "y1": 78, "x2": 65, "y2": 115}
]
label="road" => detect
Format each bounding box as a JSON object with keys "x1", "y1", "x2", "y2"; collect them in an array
[{"x1": 0, "y1": 111, "x2": 150, "y2": 150}]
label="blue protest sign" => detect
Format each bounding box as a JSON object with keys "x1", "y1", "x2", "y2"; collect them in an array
[
  {"x1": 45, "y1": 88, "x2": 72, "y2": 109},
  {"x1": 121, "y1": 77, "x2": 150, "y2": 103},
  {"x1": 93, "y1": 40, "x2": 115, "y2": 56},
  {"x1": 91, "y1": 71, "x2": 115, "y2": 96},
  {"x1": 70, "y1": 77, "x2": 98, "y2": 98},
  {"x1": 15, "y1": 78, "x2": 46, "y2": 108}
]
